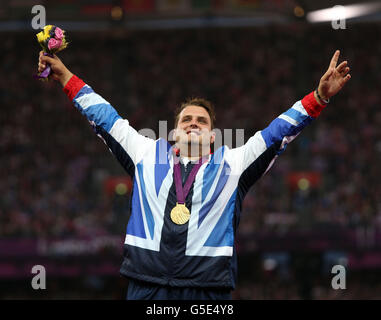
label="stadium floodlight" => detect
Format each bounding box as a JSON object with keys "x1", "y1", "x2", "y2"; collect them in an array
[{"x1": 306, "y1": 2, "x2": 381, "y2": 23}]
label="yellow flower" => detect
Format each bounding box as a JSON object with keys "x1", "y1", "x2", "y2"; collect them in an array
[
  {"x1": 36, "y1": 31, "x2": 45, "y2": 43},
  {"x1": 36, "y1": 25, "x2": 53, "y2": 44},
  {"x1": 36, "y1": 25, "x2": 69, "y2": 55},
  {"x1": 43, "y1": 25, "x2": 53, "y2": 34},
  {"x1": 60, "y1": 38, "x2": 68, "y2": 51}
]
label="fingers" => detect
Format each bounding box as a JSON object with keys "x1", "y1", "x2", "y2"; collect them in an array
[
  {"x1": 40, "y1": 55, "x2": 55, "y2": 65},
  {"x1": 38, "y1": 51, "x2": 45, "y2": 71},
  {"x1": 38, "y1": 62, "x2": 44, "y2": 72},
  {"x1": 337, "y1": 59, "x2": 350, "y2": 78},
  {"x1": 322, "y1": 51, "x2": 350, "y2": 83},
  {"x1": 342, "y1": 73, "x2": 351, "y2": 85},
  {"x1": 340, "y1": 66, "x2": 350, "y2": 76},
  {"x1": 329, "y1": 50, "x2": 340, "y2": 69},
  {"x1": 336, "y1": 60, "x2": 347, "y2": 73},
  {"x1": 321, "y1": 68, "x2": 334, "y2": 81},
  {"x1": 38, "y1": 51, "x2": 56, "y2": 72}
]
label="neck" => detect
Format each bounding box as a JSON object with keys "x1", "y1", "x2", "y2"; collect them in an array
[{"x1": 177, "y1": 143, "x2": 210, "y2": 161}]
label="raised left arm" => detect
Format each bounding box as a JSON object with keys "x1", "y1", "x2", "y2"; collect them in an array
[{"x1": 225, "y1": 50, "x2": 351, "y2": 180}]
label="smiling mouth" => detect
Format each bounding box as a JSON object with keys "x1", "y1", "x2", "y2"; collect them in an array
[{"x1": 187, "y1": 130, "x2": 200, "y2": 135}]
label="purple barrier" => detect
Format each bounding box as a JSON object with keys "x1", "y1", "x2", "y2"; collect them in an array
[
  {"x1": 1, "y1": 230, "x2": 381, "y2": 278},
  {"x1": 349, "y1": 252, "x2": 381, "y2": 269},
  {"x1": 0, "y1": 239, "x2": 38, "y2": 257},
  {"x1": 0, "y1": 260, "x2": 120, "y2": 279},
  {"x1": 0, "y1": 236, "x2": 124, "y2": 258},
  {"x1": 0, "y1": 236, "x2": 124, "y2": 278}
]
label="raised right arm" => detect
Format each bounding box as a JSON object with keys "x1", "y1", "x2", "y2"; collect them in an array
[{"x1": 38, "y1": 52, "x2": 156, "y2": 169}]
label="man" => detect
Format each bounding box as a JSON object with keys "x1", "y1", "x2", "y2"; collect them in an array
[{"x1": 38, "y1": 50, "x2": 350, "y2": 300}]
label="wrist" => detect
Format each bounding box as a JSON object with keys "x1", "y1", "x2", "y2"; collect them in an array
[
  {"x1": 60, "y1": 70, "x2": 74, "y2": 87},
  {"x1": 315, "y1": 87, "x2": 330, "y2": 105},
  {"x1": 62, "y1": 74, "x2": 86, "y2": 101},
  {"x1": 302, "y1": 91, "x2": 327, "y2": 118}
]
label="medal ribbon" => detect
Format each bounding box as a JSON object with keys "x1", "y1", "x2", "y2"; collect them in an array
[
  {"x1": 173, "y1": 154, "x2": 208, "y2": 205},
  {"x1": 33, "y1": 53, "x2": 53, "y2": 79}
]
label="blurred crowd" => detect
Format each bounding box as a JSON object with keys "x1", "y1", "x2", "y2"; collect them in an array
[{"x1": 1, "y1": 23, "x2": 381, "y2": 241}]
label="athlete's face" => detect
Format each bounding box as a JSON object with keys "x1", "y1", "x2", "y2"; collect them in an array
[{"x1": 174, "y1": 105, "x2": 215, "y2": 147}]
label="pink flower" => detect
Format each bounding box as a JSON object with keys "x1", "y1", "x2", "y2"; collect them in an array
[
  {"x1": 54, "y1": 27, "x2": 64, "y2": 40},
  {"x1": 48, "y1": 38, "x2": 62, "y2": 50}
]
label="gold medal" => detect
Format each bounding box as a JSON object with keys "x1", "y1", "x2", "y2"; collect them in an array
[
  {"x1": 170, "y1": 203, "x2": 190, "y2": 225},
  {"x1": 171, "y1": 151, "x2": 208, "y2": 226}
]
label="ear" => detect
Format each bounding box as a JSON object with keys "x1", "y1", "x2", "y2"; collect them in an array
[
  {"x1": 210, "y1": 130, "x2": 216, "y2": 145},
  {"x1": 172, "y1": 128, "x2": 178, "y2": 141}
]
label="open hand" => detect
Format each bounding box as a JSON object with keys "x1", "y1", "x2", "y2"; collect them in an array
[{"x1": 317, "y1": 50, "x2": 351, "y2": 103}]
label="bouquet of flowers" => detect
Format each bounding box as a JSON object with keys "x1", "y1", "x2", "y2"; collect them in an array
[{"x1": 35, "y1": 25, "x2": 68, "y2": 80}]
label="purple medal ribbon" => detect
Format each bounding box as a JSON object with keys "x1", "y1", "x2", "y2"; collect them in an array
[
  {"x1": 33, "y1": 52, "x2": 53, "y2": 80},
  {"x1": 173, "y1": 154, "x2": 208, "y2": 205}
]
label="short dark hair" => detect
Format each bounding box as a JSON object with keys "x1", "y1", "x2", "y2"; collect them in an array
[{"x1": 174, "y1": 97, "x2": 216, "y2": 129}]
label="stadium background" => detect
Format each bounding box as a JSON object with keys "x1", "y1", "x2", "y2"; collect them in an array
[{"x1": 1, "y1": 0, "x2": 381, "y2": 299}]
